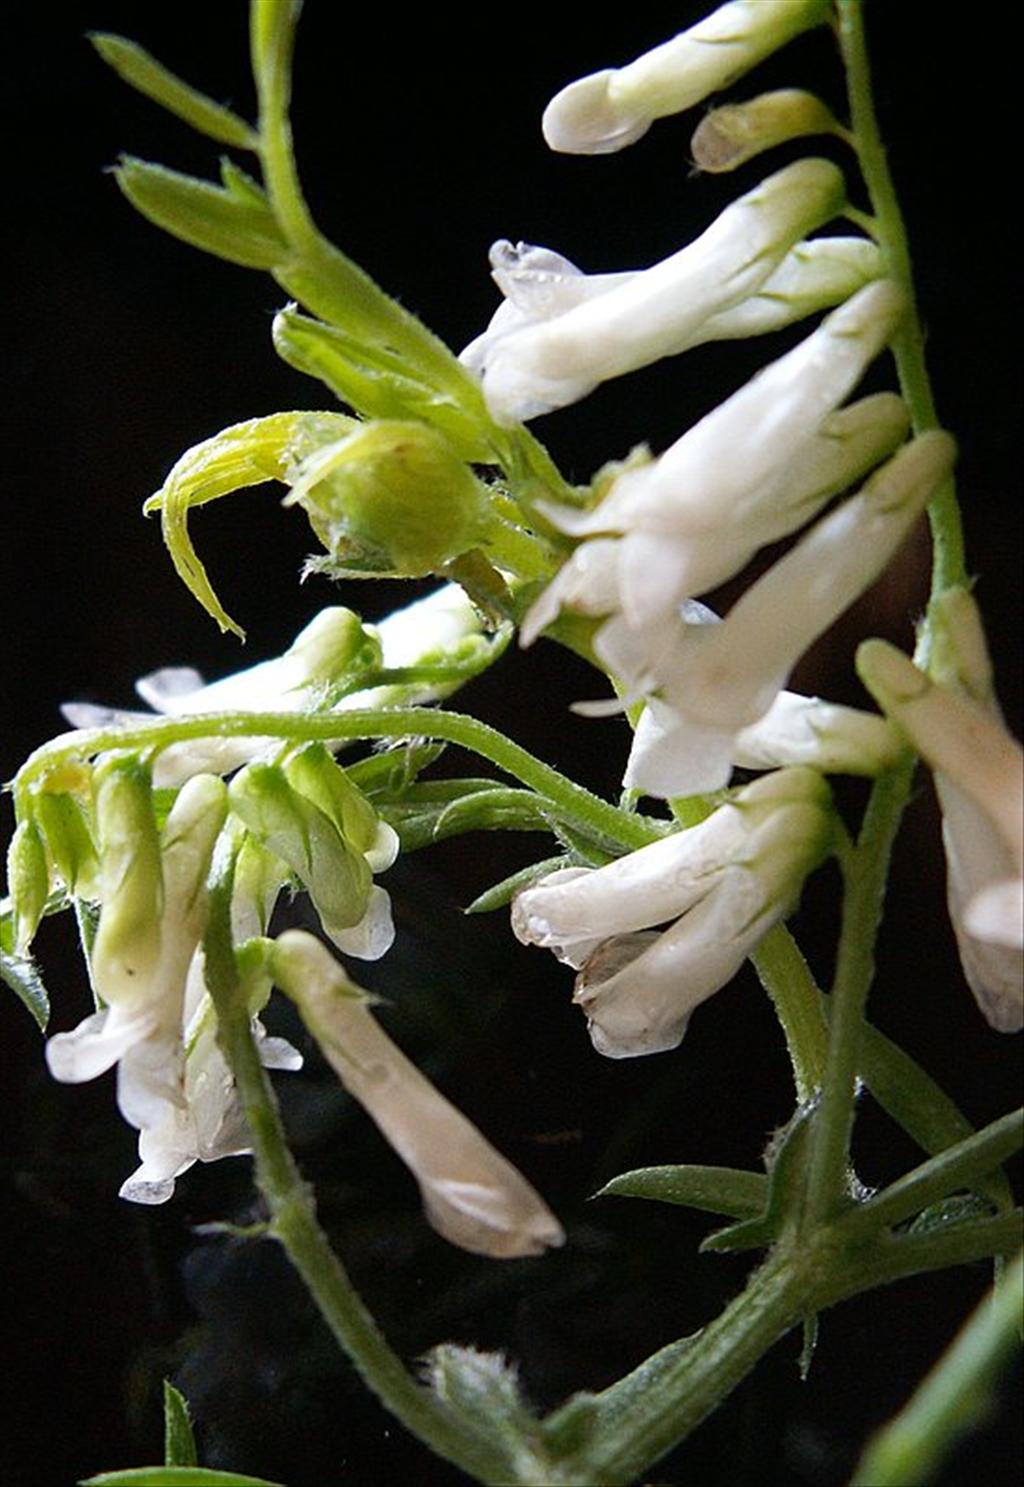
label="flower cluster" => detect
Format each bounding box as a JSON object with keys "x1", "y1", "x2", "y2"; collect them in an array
[
  {"x1": 13, "y1": 587, "x2": 569, "y2": 1244},
  {"x1": 456, "y1": 5, "x2": 974, "y2": 1047}
]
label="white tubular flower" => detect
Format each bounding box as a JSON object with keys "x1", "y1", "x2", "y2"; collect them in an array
[
  {"x1": 513, "y1": 769, "x2": 832, "y2": 1057},
  {"x1": 58, "y1": 585, "x2": 487, "y2": 786},
  {"x1": 119, "y1": 953, "x2": 303, "y2": 1205},
  {"x1": 46, "y1": 769, "x2": 228, "y2": 1167},
  {"x1": 601, "y1": 431, "x2": 956, "y2": 797},
  {"x1": 528, "y1": 282, "x2": 908, "y2": 638},
  {"x1": 271, "y1": 931, "x2": 565, "y2": 1258},
  {"x1": 626, "y1": 690, "x2": 903, "y2": 798},
  {"x1": 858, "y1": 600, "x2": 1023, "y2": 1033},
  {"x1": 464, "y1": 159, "x2": 846, "y2": 424},
  {"x1": 542, "y1": 0, "x2": 831, "y2": 154},
  {"x1": 461, "y1": 235, "x2": 882, "y2": 377}
]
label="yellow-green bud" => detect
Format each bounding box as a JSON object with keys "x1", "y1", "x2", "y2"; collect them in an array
[
  {"x1": 7, "y1": 820, "x2": 50, "y2": 955},
  {"x1": 284, "y1": 744, "x2": 398, "y2": 872},
  {"x1": 91, "y1": 756, "x2": 163, "y2": 1005},
  {"x1": 33, "y1": 791, "x2": 100, "y2": 901},
  {"x1": 286, "y1": 420, "x2": 489, "y2": 577},
  {"x1": 229, "y1": 764, "x2": 372, "y2": 944},
  {"x1": 691, "y1": 90, "x2": 841, "y2": 173}
]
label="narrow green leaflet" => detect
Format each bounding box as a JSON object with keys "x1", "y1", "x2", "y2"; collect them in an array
[
  {"x1": 0, "y1": 944, "x2": 50, "y2": 1031},
  {"x1": 596, "y1": 1164, "x2": 768, "y2": 1221},
  {"x1": 850, "y1": 1252, "x2": 1024, "y2": 1486},
  {"x1": 857, "y1": 1018, "x2": 1015, "y2": 1211},
  {"x1": 90, "y1": 34, "x2": 260, "y2": 150},
  {"x1": 114, "y1": 157, "x2": 288, "y2": 271},
  {"x1": 162, "y1": 1382, "x2": 197, "y2": 1469},
  {"x1": 464, "y1": 855, "x2": 572, "y2": 914}
]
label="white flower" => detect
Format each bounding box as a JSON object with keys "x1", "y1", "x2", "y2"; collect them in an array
[
  {"x1": 597, "y1": 430, "x2": 956, "y2": 796},
  {"x1": 626, "y1": 685, "x2": 903, "y2": 799},
  {"x1": 521, "y1": 281, "x2": 909, "y2": 643},
  {"x1": 119, "y1": 953, "x2": 302, "y2": 1205},
  {"x1": 461, "y1": 235, "x2": 882, "y2": 377},
  {"x1": 858, "y1": 596, "x2": 1023, "y2": 1033},
  {"x1": 512, "y1": 769, "x2": 832, "y2": 1057},
  {"x1": 463, "y1": 159, "x2": 846, "y2": 424},
  {"x1": 270, "y1": 931, "x2": 565, "y2": 1258},
  {"x1": 541, "y1": 0, "x2": 831, "y2": 155},
  {"x1": 60, "y1": 585, "x2": 486, "y2": 787},
  {"x1": 45, "y1": 770, "x2": 228, "y2": 1174}
]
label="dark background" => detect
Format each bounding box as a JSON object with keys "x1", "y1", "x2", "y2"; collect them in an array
[{"x1": 2, "y1": 5, "x2": 1019, "y2": 1485}]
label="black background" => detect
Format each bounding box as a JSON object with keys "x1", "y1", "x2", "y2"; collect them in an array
[{"x1": 2, "y1": 5, "x2": 1020, "y2": 1485}]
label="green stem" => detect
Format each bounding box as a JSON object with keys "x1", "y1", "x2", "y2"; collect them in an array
[
  {"x1": 835, "y1": 0, "x2": 967, "y2": 600},
  {"x1": 202, "y1": 842, "x2": 512, "y2": 1486},
  {"x1": 804, "y1": 762, "x2": 914, "y2": 1225},
  {"x1": 17, "y1": 706, "x2": 662, "y2": 856},
  {"x1": 850, "y1": 1250, "x2": 1024, "y2": 1486}
]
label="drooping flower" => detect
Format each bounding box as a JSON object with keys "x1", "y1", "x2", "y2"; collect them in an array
[
  {"x1": 858, "y1": 594, "x2": 1023, "y2": 1033},
  {"x1": 461, "y1": 234, "x2": 882, "y2": 380},
  {"x1": 270, "y1": 930, "x2": 565, "y2": 1258},
  {"x1": 45, "y1": 766, "x2": 226, "y2": 1176},
  {"x1": 512, "y1": 769, "x2": 832, "y2": 1057},
  {"x1": 521, "y1": 280, "x2": 909, "y2": 644},
  {"x1": 596, "y1": 430, "x2": 956, "y2": 796},
  {"x1": 60, "y1": 585, "x2": 489, "y2": 786},
  {"x1": 463, "y1": 159, "x2": 846, "y2": 424},
  {"x1": 541, "y1": 0, "x2": 831, "y2": 155}
]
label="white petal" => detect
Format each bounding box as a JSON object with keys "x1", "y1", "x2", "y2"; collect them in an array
[{"x1": 329, "y1": 884, "x2": 395, "y2": 961}]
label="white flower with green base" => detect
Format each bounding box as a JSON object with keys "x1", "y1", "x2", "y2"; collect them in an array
[{"x1": 513, "y1": 769, "x2": 832, "y2": 1056}]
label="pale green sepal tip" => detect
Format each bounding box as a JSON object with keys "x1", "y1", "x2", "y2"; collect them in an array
[
  {"x1": 6, "y1": 819, "x2": 50, "y2": 954},
  {"x1": 89, "y1": 33, "x2": 260, "y2": 151},
  {"x1": 161, "y1": 1380, "x2": 197, "y2": 1469},
  {"x1": 114, "y1": 157, "x2": 288, "y2": 272}
]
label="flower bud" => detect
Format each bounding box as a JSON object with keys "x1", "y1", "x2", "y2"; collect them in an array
[
  {"x1": 229, "y1": 764, "x2": 393, "y2": 960},
  {"x1": 284, "y1": 744, "x2": 399, "y2": 873},
  {"x1": 691, "y1": 90, "x2": 841, "y2": 172},
  {"x1": 542, "y1": 1, "x2": 831, "y2": 154},
  {"x1": 32, "y1": 789, "x2": 100, "y2": 900},
  {"x1": 271, "y1": 930, "x2": 564, "y2": 1257},
  {"x1": 90, "y1": 756, "x2": 164, "y2": 1006},
  {"x1": 285, "y1": 419, "x2": 489, "y2": 577},
  {"x1": 6, "y1": 820, "x2": 50, "y2": 955}
]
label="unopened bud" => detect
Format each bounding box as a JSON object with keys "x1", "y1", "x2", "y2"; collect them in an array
[
  {"x1": 692, "y1": 90, "x2": 841, "y2": 172},
  {"x1": 91, "y1": 756, "x2": 163, "y2": 1004},
  {"x1": 286, "y1": 420, "x2": 489, "y2": 577},
  {"x1": 7, "y1": 820, "x2": 50, "y2": 955}
]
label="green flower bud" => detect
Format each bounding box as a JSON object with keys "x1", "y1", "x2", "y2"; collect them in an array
[
  {"x1": 91, "y1": 756, "x2": 163, "y2": 1005},
  {"x1": 284, "y1": 744, "x2": 399, "y2": 872},
  {"x1": 285, "y1": 420, "x2": 490, "y2": 577},
  {"x1": 33, "y1": 790, "x2": 100, "y2": 901},
  {"x1": 691, "y1": 90, "x2": 841, "y2": 173},
  {"x1": 7, "y1": 820, "x2": 50, "y2": 955},
  {"x1": 230, "y1": 764, "x2": 389, "y2": 957}
]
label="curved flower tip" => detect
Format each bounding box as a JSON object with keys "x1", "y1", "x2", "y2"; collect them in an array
[
  {"x1": 542, "y1": 0, "x2": 831, "y2": 155},
  {"x1": 515, "y1": 769, "x2": 832, "y2": 1057},
  {"x1": 271, "y1": 932, "x2": 565, "y2": 1257},
  {"x1": 858, "y1": 624, "x2": 1023, "y2": 1033},
  {"x1": 466, "y1": 159, "x2": 845, "y2": 425}
]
